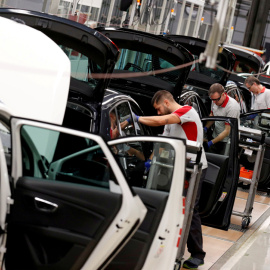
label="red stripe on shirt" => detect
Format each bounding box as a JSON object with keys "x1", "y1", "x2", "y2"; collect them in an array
[
  {"x1": 173, "y1": 106, "x2": 192, "y2": 117},
  {"x1": 221, "y1": 94, "x2": 229, "y2": 108},
  {"x1": 182, "y1": 122, "x2": 198, "y2": 141}
]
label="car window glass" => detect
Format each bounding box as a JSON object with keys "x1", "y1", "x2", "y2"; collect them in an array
[
  {"x1": 111, "y1": 141, "x2": 177, "y2": 191},
  {"x1": 115, "y1": 102, "x2": 137, "y2": 137},
  {"x1": 20, "y1": 125, "x2": 117, "y2": 190},
  {"x1": 233, "y1": 60, "x2": 258, "y2": 74},
  {"x1": 115, "y1": 49, "x2": 180, "y2": 85},
  {"x1": 129, "y1": 104, "x2": 150, "y2": 136},
  {"x1": 191, "y1": 55, "x2": 225, "y2": 81},
  {"x1": 59, "y1": 45, "x2": 101, "y2": 87}
]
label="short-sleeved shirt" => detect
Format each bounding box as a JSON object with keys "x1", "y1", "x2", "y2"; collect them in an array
[
  {"x1": 162, "y1": 106, "x2": 207, "y2": 169},
  {"x1": 211, "y1": 94, "x2": 240, "y2": 142},
  {"x1": 252, "y1": 87, "x2": 270, "y2": 110}
]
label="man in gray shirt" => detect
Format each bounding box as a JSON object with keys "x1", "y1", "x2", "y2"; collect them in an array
[
  {"x1": 245, "y1": 76, "x2": 270, "y2": 110},
  {"x1": 204, "y1": 83, "x2": 240, "y2": 154}
]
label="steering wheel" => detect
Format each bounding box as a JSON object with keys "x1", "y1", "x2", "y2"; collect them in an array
[{"x1": 124, "y1": 63, "x2": 144, "y2": 72}]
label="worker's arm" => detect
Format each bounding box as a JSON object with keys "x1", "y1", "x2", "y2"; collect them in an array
[
  {"x1": 138, "y1": 114, "x2": 180, "y2": 127},
  {"x1": 211, "y1": 124, "x2": 231, "y2": 144},
  {"x1": 127, "y1": 147, "x2": 145, "y2": 161}
]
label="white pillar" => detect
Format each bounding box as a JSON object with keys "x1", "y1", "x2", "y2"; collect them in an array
[
  {"x1": 155, "y1": 0, "x2": 167, "y2": 34},
  {"x1": 176, "y1": 0, "x2": 186, "y2": 35},
  {"x1": 106, "y1": 0, "x2": 116, "y2": 26},
  {"x1": 193, "y1": 5, "x2": 204, "y2": 37},
  {"x1": 184, "y1": 2, "x2": 194, "y2": 36},
  {"x1": 128, "y1": 0, "x2": 137, "y2": 28}
]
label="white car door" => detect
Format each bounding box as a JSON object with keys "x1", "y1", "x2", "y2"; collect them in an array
[
  {"x1": 3, "y1": 117, "x2": 147, "y2": 270},
  {"x1": 106, "y1": 136, "x2": 186, "y2": 270}
]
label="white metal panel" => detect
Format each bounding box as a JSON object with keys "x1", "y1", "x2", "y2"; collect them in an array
[
  {"x1": 108, "y1": 136, "x2": 186, "y2": 270},
  {"x1": 0, "y1": 16, "x2": 70, "y2": 125},
  {"x1": 11, "y1": 118, "x2": 147, "y2": 270},
  {"x1": 141, "y1": 138, "x2": 186, "y2": 270}
]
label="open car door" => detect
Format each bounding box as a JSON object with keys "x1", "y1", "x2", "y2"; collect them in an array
[
  {"x1": 240, "y1": 109, "x2": 270, "y2": 192},
  {"x1": 2, "y1": 116, "x2": 147, "y2": 270},
  {"x1": 106, "y1": 136, "x2": 186, "y2": 270},
  {"x1": 200, "y1": 117, "x2": 239, "y2": 230}
]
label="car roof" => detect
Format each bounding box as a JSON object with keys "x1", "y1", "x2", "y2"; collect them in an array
[
  {"x1": 0, "y1": 15, "x2": 70, "y2": 125},
  {"x1": 0, "y1": 8, "x2": 119, "y2": 104}
]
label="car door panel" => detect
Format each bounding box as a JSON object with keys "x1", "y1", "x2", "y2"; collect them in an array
[
  {"x1": 200, "y1": 117, "x2": 239, "y2": 230},
  {"x1": 5, "y1": 118, "x2": 147, "y2": 270},
  {"x1": 107, "y1": 137, "x2": 186, "y2": 270},
  {"x1": 106, "y1": 188, "x2": 168, "y2": 270},
  {"x1": 199, "y1": 153, "x2": 229, "y2": 217},
  {"x1": 6, "y1": 177, "x2": 122, "y2": 270}
]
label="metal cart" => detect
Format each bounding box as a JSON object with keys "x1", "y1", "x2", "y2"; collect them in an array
[
  {"x1": 232, "y1": 126, "x2": 266, "y2": 229},
  {"x1": 174, "y1": 141, "x2": 203, "y2": 270}
]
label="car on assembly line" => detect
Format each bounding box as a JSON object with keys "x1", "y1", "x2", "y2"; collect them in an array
[
  {"x1": 95, "y1": 27, "x2": 242, "y2": 233},
  {"x1": 161, "y1": 35, "x2": 270, "y2": 201},
  {"x1": 163, "y1": 35, "x2": 241, "y2": 114},
  {"x1": 0, "y1": 9, "x2": 247, "y2": 268},
  {"x1": 0, "y1": 10, "x2": 189, "y2": 270},
  {"x1": 223, "y1": 43, "x2": 265, "y2": 111}
]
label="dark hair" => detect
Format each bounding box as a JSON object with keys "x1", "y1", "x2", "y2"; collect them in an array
[
  {"x1": 151, "y1": 90, "x2": 174, "y2": 106},
  {"x1": 244, "y1": 76, "x2": 260, "y2": 86},
  {"x1": 209, "y1": 83, "x2": 224, "y2": 96}
]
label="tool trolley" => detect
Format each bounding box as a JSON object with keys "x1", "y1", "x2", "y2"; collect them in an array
[
  {"x1": 174, "y1": 141, "x2": 203, "y2": 270},
  {"x1": 232, "y1": 126, "x2": 266, "y2": 229}
]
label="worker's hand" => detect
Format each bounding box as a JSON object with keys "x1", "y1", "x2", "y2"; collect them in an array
[
  {"x1": 144, "y1": 159, "x2": 152, "y2": 173},
  {"x1": 246, "y1": 113, "x2": 258, "y2": 120},
  {"x1": 127, "y1": 113, "x2": 140, "y2": 124},
  {"x1": 207, "y1": 140, "x2": 213, "y2": 148},
  {"x1": 203, "y1": 126, "x2": 208, "y2": 139}
]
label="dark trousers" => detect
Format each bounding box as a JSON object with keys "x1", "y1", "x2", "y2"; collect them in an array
[{"x1": 187, "y1": 168, "x2": 207, "y2": 260}]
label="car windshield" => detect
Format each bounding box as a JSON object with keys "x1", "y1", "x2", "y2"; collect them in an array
[
  {"x1": 190, "y1": 55, "x2": 226, "y2": 81},
  {"x1": 114, "y1": 48, "x2": 180, "y2": 85},
  {"x1": 59, "y1": 45, "x2": 102, "y2": 88}
]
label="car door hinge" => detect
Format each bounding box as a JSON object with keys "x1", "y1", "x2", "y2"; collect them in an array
[{"x1": 6, "y1": 197, "x2": 14, "y2": 214}]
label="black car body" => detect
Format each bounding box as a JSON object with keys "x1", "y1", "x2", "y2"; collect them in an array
[
  {"x1": 223, "y1": 44, "x2": 266, "y2": 111},
  {"x1": 164, "y1": 35, "x2": 236, "y2": 115},
  {"x1": 0, "y1": 8, "x2": 190, "y2": 270},
  {"x1": 0, "y1": 10, "x2": 247, "y2": 269}
]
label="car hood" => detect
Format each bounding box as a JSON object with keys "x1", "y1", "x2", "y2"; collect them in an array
[
  {"x1": 0, "y1": 15, "x2": 70, "y2": 125},
  {"x1": 0, "y1": 8, "x2": 119, "y2": 105},
  {"x1": 97, "y1": 27, "x2": 193, "y2": 99},
  {"x1": 165, "y1": 35, "x2": 236, "y2": 88}
]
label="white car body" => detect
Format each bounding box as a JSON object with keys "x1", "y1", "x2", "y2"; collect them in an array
[
  {"x1": 0, "y1": 16, "x2": 70, "y2": 125},
  {"x1": 0, "y1": 16, "x2": 148, "y2": 269}
]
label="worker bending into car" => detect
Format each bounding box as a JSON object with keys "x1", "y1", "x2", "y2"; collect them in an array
[
  {"x1": 204, "y1": 83, "x2": 240, "y2": 155},
  {"x1": 135, "y1": 90, "x2": 208, "y2": 269},
  {"x1": 245, "y1": 76, "x2": 270, "y2": 110}
]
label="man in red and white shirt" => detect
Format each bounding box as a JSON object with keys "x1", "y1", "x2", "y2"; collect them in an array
[
  {"x1": 137, "y1": 90, "x2": 207, "y2": 269},
  {"x1": 245, "y1": 76, "x2": 270, "y2": 110},
  {"x1": 205, "y1": 83, "x2": 240, "y2": 154}
]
